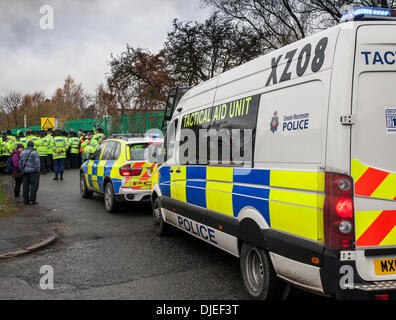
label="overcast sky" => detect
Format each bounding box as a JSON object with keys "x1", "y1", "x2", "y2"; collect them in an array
[{"x1": 0, "y1": 0, "x2": 211, "y2": 97}]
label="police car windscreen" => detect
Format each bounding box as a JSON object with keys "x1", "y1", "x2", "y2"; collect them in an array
[{"x1": 128, "y1": 143, "x2": 149, "y2": 161}]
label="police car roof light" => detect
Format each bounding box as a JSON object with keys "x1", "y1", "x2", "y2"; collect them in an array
[{"x1": 340, "y1": 7, "x2": 396, "y2": 23}]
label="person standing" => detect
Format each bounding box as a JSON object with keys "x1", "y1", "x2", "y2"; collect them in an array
[
  {"x1": 45, "y1": 129, "x2": 54, "y2": 173},
  {"x1": 0, "y1": 135, "x2": 8, "y2": 174},
  {"x1": 25, "y1": 130, "x2": 38, "y2": 149},
  {"x1": 69, "y1": 132, "x2": 81, "y2": 169},
  {"x1": 93, "y1": 128, "x2": 106, "y2": 144},
  {"x1": 36, "y1": 131, "x2": 48, "y2": 175},
  {"x1": 19, "y1": 141, "x2": 40, "y2": 205},
  {"x1": 65, "y1": 131, "x2": 72, "y2": 170},
  {"x1": 79, "y1": 130, "x2": 87, "y2": 166},
  {"x1": 18, "y1": 131, "x2": 28, "y2": 148},
  {"x1": 1, "y1": 135, "x2": 13, "y2": 174},
  {"x1": 50, "y1": 129, "x2": 67, "y2": 181},
  {"x1": 11, "y1": 144, "x2": 24, "y2": 202},
  {"x1": 6, "y1": 130, "x2": 16, "y2": 151},
  {"x1": 81, "y1": 131, "x2": 99, "y2": 161}
]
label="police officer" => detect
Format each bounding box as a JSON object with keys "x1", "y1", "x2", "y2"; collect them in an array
[
  {"x1": 45, "y1": 129, "x2": 54, "y2": 173},
  {"x1": 65, "y1": 130, "x2": 72, "y2": 170},
  {"x1": 6, "y1": 130, "x2": 16, "y2": 151},
  {"x1": 93, "y1": 128, "x2": 106, "y2": 144},
  {"x1": 1, "y1": 135, "x2": 13, "y2": 174},
  {"x1": 69, "y1": 132, "x2": 80, "y2": 169},
  {"x1": 79, "y1": 130, "x2": 88, "y2": 165},
  {"x1": 81, "y1": 131, "x2": 99, "y2": 161},
  {"x1": 36, "y1": 131, "x2": 49, "y2": 175},
  {"x1": 50, "y1": 129, "x2": 68, "y2": 181},
  {"x1": 26, "y1": 130, "x2": 39, "y2": 149},
  {"x1": 0, "y1": 135, "x2": 11, "y2": 174},
  {"x1": 18, "y1": 131, "x2": 28, "y2": 148}
]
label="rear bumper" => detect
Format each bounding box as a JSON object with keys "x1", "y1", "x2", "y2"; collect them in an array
[
  {"x1": 262, "y1": 229, "x2": 396, "y2": 300},
  {"x1": 117, "y1": 188, "x2": 151, "y2": 202},
  {"x1": 321, "y1": 248, "x2": 396, "y2": 300}
]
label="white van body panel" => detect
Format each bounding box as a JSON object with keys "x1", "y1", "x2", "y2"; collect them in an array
[
  {"x1": 350, "y1": 23, "x2": 396, "y2": 281},
  {"x1": 153, "y1": 19, "x2": 396, "y2": 297}
]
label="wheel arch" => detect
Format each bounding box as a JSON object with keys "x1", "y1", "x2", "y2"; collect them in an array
[
  {"x1": 236, "y1": 207, "x2": 270, "y2": 255},
  {"x1": 151, "y1": 183, "x2": 162, "y2": 206},
  {"x1": 103, "y1": 176, "x2": 113, "y2": 188}
]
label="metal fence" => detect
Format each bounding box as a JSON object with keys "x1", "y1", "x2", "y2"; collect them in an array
[
  {"x1": 64, "y1": 112, "x2": 165, "y2": 136},
  {"x1": 10, "y1": 126, "x2": 41, "y2": 135},
  {"x1": 10, "y1": 111, "x2": 165, "y2": 136}
]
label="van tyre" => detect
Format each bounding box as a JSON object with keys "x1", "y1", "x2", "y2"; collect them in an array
[
  {"x1": 240, "y1": 242, "x2": 286, "y2": 300},
  {"x1": 80, "y1": 173, "x2": 93, "y2": 199},
  {"x1": 104, "y1": 182, "x2": 118, "y2": 213},
  {"x1": 152, "y1": 197, "x2": 171, "y2": 236}
]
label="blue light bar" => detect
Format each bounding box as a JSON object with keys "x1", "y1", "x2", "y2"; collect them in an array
[{"x1": 340, "y1": 7, "x2": 396, "y2": 23}]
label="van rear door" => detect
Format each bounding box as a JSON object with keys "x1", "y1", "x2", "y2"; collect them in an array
[{"x1": 351, "y1": 24, "x2": 396, "y2": 281}]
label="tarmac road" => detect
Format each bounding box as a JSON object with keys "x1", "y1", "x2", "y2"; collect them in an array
[{"x1": 0, "y1": 169, "x2": 327, "y2": 300}]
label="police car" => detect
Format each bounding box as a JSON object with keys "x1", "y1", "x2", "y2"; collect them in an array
[
  {"x1": 80, "y1": 134, "x2": 163, "y2": 213},
  {"x1": 151, "y1": 7, "x2": 396, "y2": 300}
]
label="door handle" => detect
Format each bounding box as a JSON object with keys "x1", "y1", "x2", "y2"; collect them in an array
[
  {"x1": 169, "y1": 168, "x2": 174, "y2": 173},
  {"x1": 176, "y1": 169, "x2": 181, "y2": 174}
]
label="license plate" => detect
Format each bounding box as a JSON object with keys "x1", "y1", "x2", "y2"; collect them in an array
[{"x1": 374, "y1": 259, "x2": 396, "y2": 275}]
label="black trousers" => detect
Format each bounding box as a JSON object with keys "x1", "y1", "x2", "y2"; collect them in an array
[
  {"x1": 0, "y1": 155, "x2": 10, "y2": 174},
  {"x1": 23, "y1": 172, "x2": 40, "y2": 203},
  {"x1": 14, "y1": 177, "x2": 23, "y2": 198},
  {"x1": 0, "y1": 155, "x2": 6, "y2": 174},
  {"x1": 46, "y1": 155, "x2": 53, "y2": 172},
  {"x1": 70, "y1": 153, "x2": 79, "y2": 169},
  {"x1": 66, "y1": 152, "x2": 71, "y2": 169},
  {"x1": 39, "y1": 157, "x2": 47, "y2": 174}
]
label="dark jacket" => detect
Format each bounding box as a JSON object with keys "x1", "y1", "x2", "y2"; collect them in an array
[{"x1": 11, "y1": 149, "x2": 22, "y2": 178}]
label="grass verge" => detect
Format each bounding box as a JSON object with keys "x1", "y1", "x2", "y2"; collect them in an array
[{"x1": 0, "y1": 180, "x2": 17, "y2": 217}]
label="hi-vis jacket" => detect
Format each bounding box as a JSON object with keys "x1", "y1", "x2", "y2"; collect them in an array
[
  {"x1": 50, "y1": 136, "x2": 69, "y2": 159},
  {"x1": 26, "y1": 135, "x2": 39, "y2": 150},
  {"x1": 1, "y1": 140, "x2": 12, "y2": 156},
  {"x1": 69, "y1": 137, "x2": 81, "y2": 154},
  {"x1": 36, "y1": 136, "x2": 51, "y2": 157},
  {"x1": 81, "y1": 138, "x2": 99, "y2": 156},
  {"x1": 93, "y1": 133, "x2": 105, "y2": 144}
]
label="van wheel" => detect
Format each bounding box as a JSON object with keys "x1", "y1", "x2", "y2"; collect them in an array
[
  {"x1": 240, "y1": 242, "x2": 285, "y2": 300},
  {"x1": 104, "y1": 182, "x2": 118, "y2": 213},
  {"x1": 152, "y1": 197, "x2": 171, "y2": 236},
  {"x1": 80, "y1": 173, "x2": 93, "y2": 199}
]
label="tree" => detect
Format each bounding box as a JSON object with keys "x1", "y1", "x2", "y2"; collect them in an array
[
  {"x1": 302, "y1": 1, "x2": 396, "y2": 26},
  {"x1": 164, "y1": 13, "x2": 265, "y2": 86},
  {"x1": 202, "y1": 0, "x2": 396, "y2": 49},
  {"x1": 202, "y1": 1, "x2": 310, "y2": 49},
  {"x1": 0, "y1": 92, "x2": 23, "y2": 129},
  {"x1": 107, "y1": 46, "x2": 174, "y2": 112},
  {"x1": 95, "y1": 83, "x2": 117, "y2": 117},
  {"x1": 51, "y1": 76, "x2": 87, "y2": 122}
]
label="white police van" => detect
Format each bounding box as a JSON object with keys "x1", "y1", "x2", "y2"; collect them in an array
[{"x1": 151, "y1": 7, "x2": 396, "y2": 300}]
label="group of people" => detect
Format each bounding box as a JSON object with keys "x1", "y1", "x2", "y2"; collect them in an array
[{"x1": 0, "y1": 127, "x2": 106, "y2": 205}]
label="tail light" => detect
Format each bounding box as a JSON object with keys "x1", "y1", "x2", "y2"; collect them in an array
[
  {"x1": 324, "y1": 172, "x2": 355, "y2": 250},
  {"x1": 119, "y1": 165, "x2": 142, "y2": 177}
]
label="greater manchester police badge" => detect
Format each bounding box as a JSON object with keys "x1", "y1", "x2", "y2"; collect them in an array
[{"x1": 270, "y1": 111, "x2": 279, "y2": 133}]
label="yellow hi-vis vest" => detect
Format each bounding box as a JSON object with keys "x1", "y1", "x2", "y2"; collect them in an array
[{"x1": 51, "y1": 136, "x2": 67, "y2": 159}]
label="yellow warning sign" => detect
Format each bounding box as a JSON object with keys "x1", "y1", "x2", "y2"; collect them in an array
[{"x1": 41, "y1": 118, "x2": 55, "y2": 130}]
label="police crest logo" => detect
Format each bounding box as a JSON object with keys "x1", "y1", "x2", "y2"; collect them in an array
[{"x1": 270, "y1": 111, "x2": 279, "y2": 133}]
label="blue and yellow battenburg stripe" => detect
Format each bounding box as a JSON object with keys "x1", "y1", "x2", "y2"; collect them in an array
[
  {"x1": 82, "y1": 160, "x2": 122, "y2": 193},
  {"x1": 156, "y1": 165, "x2": 325, "y2": 242}
]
